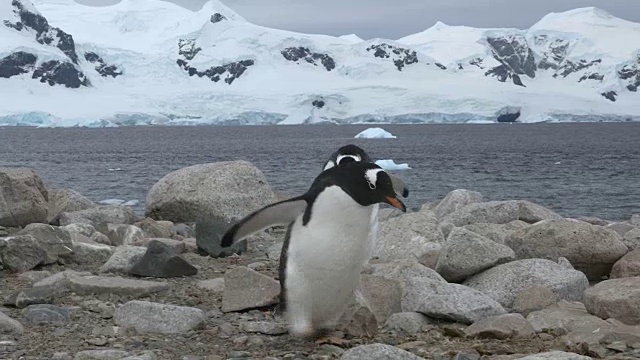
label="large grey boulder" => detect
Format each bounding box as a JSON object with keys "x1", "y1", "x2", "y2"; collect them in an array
[
  {"x1": 440, "y1": 200, "x2": 561, "y2": 237},
  {"x1": 505, "y1": 220, "x2": 628, "y2": 280},
  {"x1": 221, "y1": 266, "x2": 280, "y2": 312},
  {"x1": 583, "y1": 277, "x2": 640, "y2": 325},
  {"x1": 464, "y1": 313, "x2": 535, "y2": 339},
  {"x1": 611, "y1": 249, "x2": 640, "y2": 278},
  {"x1": 17, "y1": 223, "x2": 73, "y2": 264},
  {"x1": 462, "y1": 220, "x2": 530, "y2": 244},
  {"x1": 0, "y1": 235, "x2": 47, "y2": 272},
  {"x1": 526, "y1": 301, "x2": 611, "y2": 334},
  {"x1": 47, "y1": 188, "x2": 95, "y2": 223},
  {"x1": 145, "y1": 161, "x2": 275, "y2": 224},
  {"x1": 364, "y1": 260, "x2": 446, "y2": 287},
  {"x1": 403, "y1": 277, "x2": 507, "y2": 324},
  {"x1": 114, "y1": 300, "x2": 205, "y2": 334},
  {"x1": 435, "y1": 227, "x2": 515, "y2": 282},
  {"x1": 372, "y1": 209, "x2": 444, "y2": 264},
  {"x1": 62, "y1": 224, "x2": 110, "y2": 245},
  {"x1": 0, "y1": 167, "x2": 49, "y2": 227},
  {"x1": 134, "y1": 217, "x2": 176, "y2": 239},
  {"x1": 99, "y1": 245, "x2": 147, "y2": 274},
  {"x1": 435, "y1": 189, "x2": 483, "y2": 219},
  {"x1": 623, "y1": 228, "x2": 640, "y2": 251},
  {"x1": 57, "y1": 205, "x2": 136, "y2": 227},
  {"x1": 106, "y1": 225, "x2": 145, "y2": 246},
  {"x1": 463, "y1": 259, "x2": 589, "y2": 310}
]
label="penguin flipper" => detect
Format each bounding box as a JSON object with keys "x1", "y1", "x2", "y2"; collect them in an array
[
  {"x1": 220, "y1": 197, "x2": 307, "y2": 247},
  {"x1": 388, "y1": 174, "x2": 410, "y2": 198}
]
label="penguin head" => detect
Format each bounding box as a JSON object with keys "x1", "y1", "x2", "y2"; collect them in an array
[
  {"x1": 324, "y1": 161, "x2": 407, "y2": 212},
  {"x1": 323, "y1": 144, "x2": 373, "y2": 171}
]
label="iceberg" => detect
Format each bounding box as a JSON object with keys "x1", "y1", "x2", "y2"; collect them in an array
[
  {"x1": 354, "y1": 127, "x2": 397, "y2": 139},
  {"x1": 375, "y1": 159, "x2": 411, "y2": 170}
]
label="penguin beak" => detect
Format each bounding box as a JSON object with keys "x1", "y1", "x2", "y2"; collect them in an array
[{"x1": 384, "y1": 195, "x2": 407, "y2": 212}]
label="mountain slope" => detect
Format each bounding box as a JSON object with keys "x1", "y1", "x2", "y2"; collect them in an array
[{"x1": 1, "y1": 1, "x2": 639, "y2": 127}]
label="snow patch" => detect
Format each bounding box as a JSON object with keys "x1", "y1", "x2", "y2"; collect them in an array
[{"x1": 354, "y1": 127, "x2": 397, "y2": 139}]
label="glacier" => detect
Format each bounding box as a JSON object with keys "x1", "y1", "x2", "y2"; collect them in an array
[{"x1": 1, "y1": 0, "x2": 640, "y2": 127}]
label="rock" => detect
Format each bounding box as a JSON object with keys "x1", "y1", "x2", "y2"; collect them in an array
[
  {"x1": 584, "y1": 277, "x2": 640, "y2": 325},
  {"x1": 114, "y1": 300, "x2": 205, "y2": 334},
  {"x1": 196, "y1": 218, "x2": 247, "y2": 258},
  {"x1": 372, "y1": 209, "x2": 444, "y2": 263},
  {"x1": 435, "y1": 189, "x2": 483, "y2": 219},
  {"x1": 606, "y1": 221, "x2": 637, "y2": 237},
  {"x1": 33, "y1": 269, "x2": 91, "y2": 296},
  {"x1": 364, "y1": 260, "x2": 446, "y2": 287},
  {"x1": 631, "y1": 214, "x2": 640, "y2": 226},
  {"x1": 462, "y1": 259, "x2": 589, "y2": 310},
  {"x1": 575, "y1": 216, "x2": 610, "y2": 226},
  {"x1": 57, "y1": 205, "x2": 136, "y2": 226},
  {"x1": 18, "y1": 223, "x2": 73, "y2": 264},
  {"x1": 174, "y1": 223, "x2": 195, "y2": 238},
  {"x1": 435, "y1": 228, "x2": 515, "y2": 282},
  {"x1": 47, "y1": 188, "x2": 95, "y2": 223},
  {"x1": 222, "y1": 267, "x2": 280, "y2": 312},
  {"x1": 513, "y1": 286, "x2": 559, "y2": 316},
  {"x1": 517, "y1": 352, "x2": 592, "y2": 360},
  {"x1": 22, "y1": 304, "x2": 70, "y2": 324},
  {"x1": 0, "y1": 311, "x2": 24, "y2": 335},
  {"x1": 62, "y1": 241, "x2": 113, "y2": 265},
  {"x1": 341, "y1": 343, "x2": 425, "y2": 360},
  {"x1": 74, "y1": 350, "x2": 132, "y2": 360},
  {"x1": 611, "y1": 250, "x2": 640, "y2": 278},
  {"x1": 106, "y1": 225, "x2": 145, "y2": 246},
  {"x1": 358, "y1": 275, "x2": 402, "y2": 324},
  {"x1": 0, "y1": 167, "x2": 49, "y2": 227},
  {"x1": 99, "y1": 245, "x2": 147, "y2": 274},
  {"x1": 135, "y1": 217, "x2": 176, "y2": 238},
  {"x1": 132, "y1": 238, "x2": 185, "y2": 253},
  {"x1": 17, "y1": 270, "x2": 52, "y2": 284},
  {"x1": 526, "y1": 300, "x2": 610, "y2": 334},
  {"x1": 129, "y1": 239, "x2": 197, "y2": 278},
  {"x1": 63, "y1": 224, "x2": 110, "y2": 245},
  {"x1": 403, "y1": 277, "x2": 507, "y2": 324},
  {"x1": 4, "y1": 286, "x2": 55, "y2": 308},
  {"x1": 516, "y1": 200, "x2": 563, "y2": 223},
  {"x1": 462, "y1": 220, "x2": 530, "y2": 244},
  {"x1": 121, "y1": 352, "x2": 157, "y2": 360},
  {"x1": 623, "y1": 228, "x2": 640, "y2": 250},
  {"x1": 464, "y1": 313, "x2": 535, "y2": 339},
  {"x1": 560, "y1": 318, "x2": 640, "y2": 358},
  {"x1": 68, "y1": 275, "x2": 170, "y2": 297},
  {"x1": 145, "y1": 161, "x2": 275, "y2": 224},
  {"x1": 506, "y1": 220, "x2": 628, "y2": 280},
  {"x1": 383, "y1": 312, "x2": 432, "y2": 334},
  {"x1": 557, "y1": 257, "x2": 574, "y2": 269},
  {"x1": 441, "y1": 201, "x2": 520, "y2": 235},
  {"x1": 197, "y1": 278, "x2": 225, "y2": 293},
  {"x1": 0, "y1": 235, "x2": 47, "y2": 272},
  {"x1": 336, "y1": 290, "x2": 378, "y2": 337},
  {"x1": 266, "y1": 241, "x2": 283, "y2": 260},
  {"x1": 240, "y1": 321, "x2": 288, "y2": 335}
]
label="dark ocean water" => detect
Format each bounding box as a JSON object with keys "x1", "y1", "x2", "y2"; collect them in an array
[{"x1": 0, "y1": 123, "x2": 639, "y2": 221}]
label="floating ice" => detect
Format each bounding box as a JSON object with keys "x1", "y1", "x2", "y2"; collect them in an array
[
  {"x1": 375, "y1": 159, "x2": 411, "y2": 170},
  {"x1": 98, "y1": 199, "x2": 139, "y2": 206},
  {"x1": 108, "y1": 168, "x2": 123, "y2": 171},
  {"x1": 354, "y1": 128, "x2": 397, "y2": 139}
]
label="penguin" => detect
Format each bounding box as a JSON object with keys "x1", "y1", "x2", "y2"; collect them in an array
[
  {"x1": 220, "y1": 161, "x2": 406, "y2": 343},
  {"x1": 322, "y1": 144, "x2": 409, "y2": 198}
]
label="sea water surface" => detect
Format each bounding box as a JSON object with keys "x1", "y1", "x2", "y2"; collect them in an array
[{"x1": 0, "y1": 122, "x2": 639, "y2": 221}]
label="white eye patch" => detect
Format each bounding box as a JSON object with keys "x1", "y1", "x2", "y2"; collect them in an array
[
  {"x1": 365, "y1": 168, "x2": 384, "y2": 189},
  {"x1": 336, "y1": 154, "x2": 361, "y2": 165},
  {"x1": 323, "y1": 160, "x2": 335, "y2": 170}
]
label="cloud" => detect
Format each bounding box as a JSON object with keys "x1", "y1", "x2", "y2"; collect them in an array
[{"x1": 76, "y1": 0, "x2": 640, "y2": 39}]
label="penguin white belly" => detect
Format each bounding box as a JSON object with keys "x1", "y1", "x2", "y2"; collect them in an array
[{"x1": 285, "y1": 186, "x2": 375, "y2": 335}]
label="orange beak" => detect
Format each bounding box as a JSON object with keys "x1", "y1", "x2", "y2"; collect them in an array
[{"x1": 385, "y1": 195, "x2": 407, "y2": 212}]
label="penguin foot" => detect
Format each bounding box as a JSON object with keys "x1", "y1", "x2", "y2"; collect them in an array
[{"x1": 314, "y1": 336, "x2": 349, "y2": 348}]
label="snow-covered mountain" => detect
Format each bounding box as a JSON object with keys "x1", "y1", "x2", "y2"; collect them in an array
[{"x1": 1, "y1": 0, "x2": 639, "y2": 127}]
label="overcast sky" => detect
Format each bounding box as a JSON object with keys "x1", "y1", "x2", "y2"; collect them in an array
[{"x1": 76, "y1": 0, "x2": 640, "y2": 39}]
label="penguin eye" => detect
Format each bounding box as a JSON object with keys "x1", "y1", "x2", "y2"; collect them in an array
[{"x1": 368, "y1": 181, "x2": 376, "y2": 190}]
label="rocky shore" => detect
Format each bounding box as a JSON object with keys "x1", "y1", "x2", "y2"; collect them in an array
[{"x1": 1, "y1": 162, "x2": 640, "y2": 360}]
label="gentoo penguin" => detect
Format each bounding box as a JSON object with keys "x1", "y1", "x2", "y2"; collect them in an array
[
  {"x1": 220, "y1": 161, "x2": 406, "y2": 342},
  {"x1": 322, "y1": 144, "x2": 409, "y2": 198}
]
